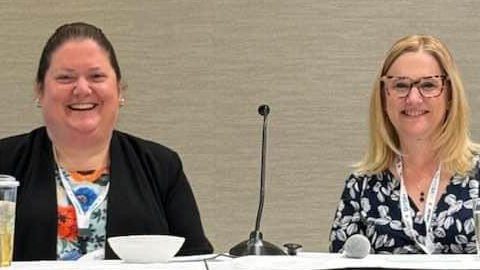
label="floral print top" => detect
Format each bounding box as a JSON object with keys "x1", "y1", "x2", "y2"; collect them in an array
[
  {"x1": 56, "y1": 167, "x2": 109, "y2": 260},
  {"x1": 330, "y1": 156, "x2": 480, "y2": 254}
]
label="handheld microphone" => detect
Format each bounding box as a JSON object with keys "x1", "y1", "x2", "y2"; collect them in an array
[
  {"x1": 229, "y1": 105, "x2": 285, "y2": 256},
  {"x1": 343, "y1": 234, "x2": 371, "y2": 259}
]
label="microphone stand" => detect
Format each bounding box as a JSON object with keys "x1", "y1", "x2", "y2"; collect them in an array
[{"x1": 229, "y1": 105, "x2": 286, "y2": 256}]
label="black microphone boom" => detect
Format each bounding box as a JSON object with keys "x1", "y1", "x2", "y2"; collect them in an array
[{"x1": 229, "y1": 104, "x2": 286, "y2": 256}]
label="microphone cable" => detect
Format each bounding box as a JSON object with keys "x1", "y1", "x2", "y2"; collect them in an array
[{"x1": 202, "y1": 253, "x2": 237, "y2": 270}]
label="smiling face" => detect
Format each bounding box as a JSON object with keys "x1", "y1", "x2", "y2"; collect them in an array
[
  {"x1": 37, "y1": 38, "x2": 122, "y2": 142},
  {"x1": 384, "y1": 51, "x2": 449, "y2": 143}
]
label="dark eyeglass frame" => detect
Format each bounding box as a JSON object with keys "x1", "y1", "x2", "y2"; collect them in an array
[{"x1": 381, "y1": 75, "x2": 448, "y2": 98}]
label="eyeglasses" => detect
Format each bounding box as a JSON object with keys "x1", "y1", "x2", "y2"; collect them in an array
[{"x1": 381, "y1": 75, "x2": 448, "y2": 98}]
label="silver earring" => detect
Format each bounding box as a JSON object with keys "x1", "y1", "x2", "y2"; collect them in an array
[
  {"x1": 35, "y1": 98, "x2": 42, "y2": 108},
  {"x1": 119, "y1": 97, "x2": 125, "y2": 107}
]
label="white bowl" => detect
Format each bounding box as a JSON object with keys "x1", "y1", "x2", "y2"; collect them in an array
[{"x1": 108, "y1": 235, "x2": 185, "y2": 263}]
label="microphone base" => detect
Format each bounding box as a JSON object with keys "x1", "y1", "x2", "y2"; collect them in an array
[{"x1": 229, "y1": 231, "x2": 286, "y2": 256}]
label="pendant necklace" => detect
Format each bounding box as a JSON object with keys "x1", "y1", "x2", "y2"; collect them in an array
[
  {"x1": 409, "y1": 172, "x2": 432, "y2": 203},
  {"x1": 419, "y1": 191, "x2": 425, "y2": 202},
  {"x1": 416, "y1": 178, "x2": 426, "y2": 202},
  {"x1": 397, "y1": 156, "x2": 441, "y2": 254}
]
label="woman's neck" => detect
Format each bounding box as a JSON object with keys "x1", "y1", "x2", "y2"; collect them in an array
[
  {"x1": 53, "y1": 140, "x2": 110, "y2": 172},
  {"x1": 398, "y1": 138, "x2": 443, "y2": 194},
  {"x1": 399, "y1": 138, "x2": 438, "y2": 170},
  {"x1": 398, "y1": 138, "x2": 449, "y2": 212}
]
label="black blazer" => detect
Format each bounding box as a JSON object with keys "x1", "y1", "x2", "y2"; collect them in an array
[{"x1": 0, "y1": 127, "x2": 213, "y2": 260}]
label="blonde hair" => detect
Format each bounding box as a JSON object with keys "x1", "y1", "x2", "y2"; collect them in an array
[{"x1": 356, "y1": 35, "x2": 479, "y2": 175}]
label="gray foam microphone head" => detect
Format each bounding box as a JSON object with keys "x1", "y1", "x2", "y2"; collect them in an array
[{"x1": 343, "y1": 234, "x2": 371, "y2": 259}]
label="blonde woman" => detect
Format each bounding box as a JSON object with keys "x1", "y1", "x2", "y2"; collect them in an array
[{"x1": 330, "y1": 35, "x2": 480, "y2": 254}]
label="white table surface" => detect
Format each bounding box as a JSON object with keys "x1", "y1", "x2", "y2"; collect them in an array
[{"x1": 6, "y1": 252, "x2": 480, "y2": 270}]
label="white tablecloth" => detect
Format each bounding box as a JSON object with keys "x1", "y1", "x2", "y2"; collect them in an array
[{"x1": 7, "y1": 252, "x2": 480, "y2": 269}]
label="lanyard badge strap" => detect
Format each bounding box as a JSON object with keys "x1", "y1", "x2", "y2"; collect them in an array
[
  {"x1": 397, "y1": 156, "x2": 440, "y2": 254},
  {"x1": 57, "y1": 167, "x2": 110, "y2": 237}
]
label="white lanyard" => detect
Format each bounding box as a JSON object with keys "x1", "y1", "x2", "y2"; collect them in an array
[
  {"x1": 57, "y1": 167, "x2": 109, "y2": 237},
  {"x1": 396, "y1": 156, "x2": 440, "y2": 254},
  {"x1": 52, "y1": 145, "x2": 110, "y2": 237}
]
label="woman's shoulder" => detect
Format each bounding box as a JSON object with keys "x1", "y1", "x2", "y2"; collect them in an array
[
  {"x1": 472, "y1": 152, "x2": 480, "y2": 164},
  {"x1": 347, "y1": 169, "x2": 393, "y2": 181},
  {"x1": 466, "y1": 152, "x2": 480, "y2": 176},
  {"x1": 345, "y1": 169, "x2": 397, "y2": 190},
  {"x1": 0, "y1": 127, "x2": 50, "y2": 173},
  {"x1": 0, "y1": 127, "x2": 48, "y2": 150},
  {"x1": 112, "y1": 130, "x2": 180, "y2": 162}
]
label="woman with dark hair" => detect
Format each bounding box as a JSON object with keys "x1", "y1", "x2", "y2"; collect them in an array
[{"x1": 0, "y1": 22, "x2": 213, "y2": 261}]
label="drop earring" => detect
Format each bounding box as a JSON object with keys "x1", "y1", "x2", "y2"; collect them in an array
[{"x1": 119, "y1": 97, "x2": 125, "y2": 107}]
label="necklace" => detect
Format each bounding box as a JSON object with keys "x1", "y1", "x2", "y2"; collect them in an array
[
  {"x1": 69, "y1": 167, "x2": 108, "y2": 183},
  {"x1": 411, "y1": 180, "x2": 426, "y2": 203},
  {"x1": 52, "y1": 145, "x2": 110, "y2": 238},
  {"x1": 404, "y1": 167, "x2": 436, "y2": 204},
  {"x1": 397, "y1": 156, "x2": 441, "y2": 254},
  {"x1": 407, "y1": 178, "x2": 427, "y2": 203},
  {"x1": 419, "y1": 191, "x2": 425, "y2": 202}
]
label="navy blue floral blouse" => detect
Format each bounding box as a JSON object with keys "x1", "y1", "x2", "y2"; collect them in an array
[{"x1": 330, "y1": 156, "x2": 480, "y2": 254}]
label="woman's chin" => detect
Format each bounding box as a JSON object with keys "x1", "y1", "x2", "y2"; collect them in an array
[{"x1": 66, "y1": 122, "x2": 103, "y2": 135}]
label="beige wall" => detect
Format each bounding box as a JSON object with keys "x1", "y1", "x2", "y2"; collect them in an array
[{"x1": 2, "y1": 0, "x2": 480, "y2": 253}]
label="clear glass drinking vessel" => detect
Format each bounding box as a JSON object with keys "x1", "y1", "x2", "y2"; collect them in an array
[{"x1": 0, "y1": 175, "x2": 19, "y2": 267}]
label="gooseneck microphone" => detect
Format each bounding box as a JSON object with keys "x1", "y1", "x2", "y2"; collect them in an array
[
  {"x1": 255, "y1": 104, "x2": 269, "y2": 233},
  {"x1": 343, "y1": 234, "x2": 371, "y2": 259},
  {"x1": 229, "y1": 105, "x2": 285, "y2": 256}
]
